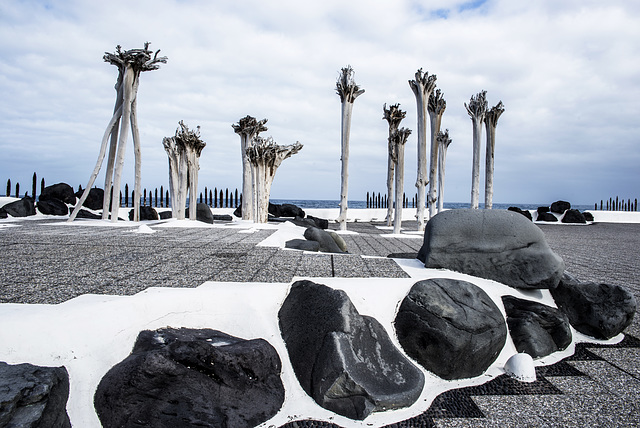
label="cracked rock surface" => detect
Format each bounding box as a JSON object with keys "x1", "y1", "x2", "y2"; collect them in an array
[
  {"x1": 395, "y1": 278, "x2": 507, "y2": 380},
  {"x1": 417, "y1": 209, "x2": 565, "y2": 289},
  {"x1": 278, "y1": 280, "x2": 424, "y2": 420}
]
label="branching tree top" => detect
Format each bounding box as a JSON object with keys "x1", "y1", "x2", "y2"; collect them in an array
[
  {"x1": 392, "y1": 127, "x2": 413, "y2": 145},
  {"x1": 437, "y1": 129, "x2": 452, "y2": 148},
  {"x1": 383, "y1": 103, "x2": 406, "y2": 130},
  {"x1": 103, "y1": 42, "x2": 167, "y2": 72},
  {"x1": 408, "y1": 68, "x2": 437, "y2": 98},
  {"x1": 465, "y1": 90, "x2": 488, "y2": 119},
  {"x1": 175, "y1": 120, "x2": 206, "y2": 156},
  {"x1": 428, "y1": 89, "x2": 447, "y2": 116},
  {"x1": 232, "y1": 115, "x2": 268, "y2": 137},
  {"x1": 247, "y1": 136, "x2": 303, "y2": 169},
  {"x1": 336, "y1": 66, "x2": 365, "y2": 103},
  {"x1": 485, "y1": 101, "x2": 505, "y2": 127}
]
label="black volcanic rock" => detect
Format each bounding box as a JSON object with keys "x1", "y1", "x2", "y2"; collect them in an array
[
  {"x1": 94, "y1": 328, "x2": 285, "y2": 428},
  {"x1": 75, "y1": 187, "x2": 104, "y2": 211},
  {"x1": 2, "y1": 197, "x2": 36, "y2": 217},
  {"x1": 279, "y1": 280, "x2": 425, "y2": 420},
  {"x1": 561, "y1": 209, "x2": 586, "y2": 224},
  {"x1": 395, "y1": 278, "x2": 507, "y2": 380},
  {"x1": 508, "y1": 206, "x2": 532, "y2": 221},
  {"x1": 40, "y1": 183, "x2": 76, "y2": 205},
  {"x1": 536, "y1": 211, "x2": 558, "y2": 222},
  {"x1": 37, "y1": 198, "x2": 69, "y2": 216},
  {"x1": 550, "y1": 200, "x2": 571, "y2": 214}
]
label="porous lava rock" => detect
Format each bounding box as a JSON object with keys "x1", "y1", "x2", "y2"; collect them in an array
[
  {"x1": 561, "y1": 209, "x2": 586, "y2": 224},
  {"x1": 417, "y1": 209, "x2": 565, "y2": 290},
  {"x1": 550, "y1": 274, "x2": 636, "y2": 339},
  {"x1": 508, "y1": 206, "x2": 532, "y2": 221},
  {"x1": 0, "y1": 361, "x2": 71, "y2": 428},
  {"x1": 128, "y1": 206, "x2": 159, "y2": 221},
  {"x1": 75, "y1": 187, "x2": 104, "y2": 211},
  {"x1": 550, "y1": 200, "x2": 571, "y2": 214},
  {"x1": 279, "y1": 280, "x2": 425, "y2": 420},
  {"x1": 37, "y1": 198, "x2": 69, "y2": 216},
  {"x1": 304, "y1": 227, "x2": 345, "y2": 254},
  {"x1": 536, "y1": 211, "x2": 558, "y2": 222},
  {"x1": 2, "y1": 197, "x2": 36, "y2": 217},
  {"x1": 502, "y1": 296, "x2": 572, "y2": 358},
  {"x1": 39, "y1": 183, "x2": 76, "y2": 205},
  {"x1": 94, "y1": 327, "x2": 285, "y2": 428},
  {"x1": 394, "y1": 278, "x2": 507, "y2": 380}
]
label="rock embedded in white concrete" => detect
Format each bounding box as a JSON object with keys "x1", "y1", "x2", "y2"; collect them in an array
[
  {"x1": 394, "y1": 278, "x2": 507, "y2": 380},
  {"x1": 417, "y1": 209, "x2": 565, "y2": 290},
  {"x1": 504, "y1": 353, "x2": 536, "y2": 383},
  {"x1": 278, "y1": 280, "x2": 425, "y2": 420},
  {"x1": 94, "y1": 327, "x2": 285, "y2": 428}
]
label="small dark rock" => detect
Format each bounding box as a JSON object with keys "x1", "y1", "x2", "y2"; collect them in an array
[
  {"x1": 2, "y1": 197, "x2": 36, "y2": 217},
  {"x1": 196, "y1": 203, "x2": 214, "y2": 223},
  {"x1": 550, "y1": 273, "x2": 636, "y2": 339},
  {"x1": 395, "y1": 278, "x2": 507, "y2": 380},
  {"x1": 128, "y1": 206, "x2": 159, "y2": 221},
  {"x1": 76, "y1": 209, "x2": 102, "y2": 220},
  {"x1": 583, "y1": 211, "x2": 594, "y2": 222},
  {"x1": 561, "y1": 209, "x2": 586, "y2": 224},
  {"x1": 279, "y1": 203, "x2": 305, "y2": 218},
  {"x1": 307, "y1": 215, "x2": 329, "y2": 229},
  {"x1": 387, "y1": 252, "x2": 419, "y2": 259},
  {"x1": 233, "y1": 205, "x2": 242, "y2": 217},
  {"x1": 289, "y1": 215, "x2": 329, "y2": 230},
  {"x1": 213, "y1": 214, "x2": 233, "y2": 222},
  {"x1": 39, "y1": 183, "x2": 76, "y2": 205},
  {"x1": 0, "y1": 361, "x2": 71, "y2": 428},
  {"x1": 550, "y1": 200, "x2": 571, "y2": 214},
  {"x1": 94, "y1": 328, "x2": 285, "y2": 428},
  {"x1": 285, "y1": 239, "x2": 320, "y2": 252},
  {"x1": 417, "y1": 209, "x2": 565, "y2": 290},
  {"x1": 159, "y1": 210, "x2": 172, "y2": 219},
  {"x1": 37, "y1": 199, "x2": 69, "y2": 216},
  {"x1": 502, "y1": 296, "x2": 572, "y2": 358},
  {"x1": 279, "y1": 280, "x2": 425, "y2": 420},
  {"x1": 75, "y1": 187, "x2": 104, "y2": 211},
  {"x1": 536, "y1": 211, "x2": 558, "y2": 222},
  {"x1": 508, "y1": 206, "x2": 532, "y2": 221},
  {"x1": 0, "y1": 208, "x2": 7, "y2": 219},
  {"x1": 537, "y1": 206, "x2": 550, "y2": 214},
  {"x1": 304, "y1": 227, "x2": 345, "y2": 253}
]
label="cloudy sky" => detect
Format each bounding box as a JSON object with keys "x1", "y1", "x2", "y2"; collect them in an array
[{"x1": 1, "y1": 0, "x2": 639, "y2": 206}]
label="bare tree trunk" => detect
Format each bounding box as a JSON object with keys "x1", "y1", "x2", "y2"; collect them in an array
[
  {"x1": 336, "y1": 66, "x2": 364, "y2": 231},
  {"x1": 233, "y1": 116, "x2": 267, "y2": 221},
  {"x1": 102, "y1": 73, "x2": 124, "y2": 220},
  {"x1": 385, "y1": 151, "x2": 395, "y2": 227},
  {"x1": 484, "y1": 101, "x2": 504, "y2": 210},
  {"x1": 110, "y1": 65, "x2": 135, "y2": 222},
  {"x1": 393, "y1": 128, "x2": 411, "y2": 234},
  {"x1": 437, "y1": 130, "x2": 452, "y2": 213},
  {"x1": 68, "y1": 105, "x2": 123, "y2": 221},
  {"x1": 383, "y1": 103, "x2": 406, "y2": 227},
  {"x1": 465, "y1": 91, "x2": 487, "y2": 210},
  {"x1": 427, "y1": 89, "x2": 446, "y2": 219},
  {"x1": 409, "y1": 69, "x2": 437, "y2": 230},
  {"x1": 130, "y1": 78, "x2": 142, "y2": 222}
]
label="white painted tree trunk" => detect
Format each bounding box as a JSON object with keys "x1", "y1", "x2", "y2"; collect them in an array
[
  {"x1": 68, "y1": 104, "x2": 123, "y2": 222},
  {"x1": 470, "y1": 117, "x2": 483, "y2": 209},
  {"x1": 240, "y1": 134, "x2": 253, "y2": 220},
  {"x1": 338, "y1": 101, "x2": 354, "y2": 231},
  {"x1": 187, "y1": 150, "x2": 199, "y2": 220},
  {"x1": 109, "y1": 65, "x2": 135, "y2": 222},
  {"x1": 427, "y1": 112, "x2": 443, "y2": 218},
  {"x1": 437, "y1": 130, "x2": 452, "y2": 213},
  {"x1": 415, "y1": 96, "x2": 428, "y2": 229},
  {"x1": 385, "y1": 149, "x2": 395, "y2": 227},
  {"x1": 484, "y1": 123, "x2": 497, "y2": 209},
  {"x1": 130, "y1": 80, "x2": 142, "y2": 222},
  {"x1": 102, "y1": 74, "x2": 124, "y2": 220},
  {"x1": 393, "y1": 135, "x2": 407, "y2": 235}
]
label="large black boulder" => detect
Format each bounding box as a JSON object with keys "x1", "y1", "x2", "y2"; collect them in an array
[
  {"x1": 550, "y1": 274, "x2": 636, "y2": 339},
  {"x1": 0, "y1": 361, "x2": 71, "y2": 428},
  {"x1": 0, "y1": 208, "x2": 6, "y2": 219},
  {"x1": 417, "y1": 209, "x2": 565, "y2": 290},
  {"x1": 537, "y1": 206, "x2": 550, "y2": 214},
  {"x1": 2, "y1": 197, "x2": 36, "y2": 217},
  {"x1": 508, "y1": 206, "x2": 532, "y2": 221},
  {"x1": 561, "y1": 209, "x2": 586, "y2": 224},
  {"x1": 37, "y1": 199, "x2": 69, "y2": 216},
  {"x1": 502, "y1": 296, "x2": 572, "y2": 358},
  {"x1": 75, "y1": 187, "x2": 104, "y2": 211},
  {"x1": 536, "y1": 211, "x2": 558, "y2": 222},
  {"x1": 285, "y1": 239, "x2": 321, "y2": 252},
  {"x1": 394, "y1": 278, "x2": 507, "y2": 380},
  {"x1": 76, "y1": 209, "x2": 102, "y2": 220},
  {"x1": 550, "y1": 200, "x2": 571, "y2": 214},
  {"x1": 128, "y1": 206, "x2": 159, "y2": 221},
  {"x1": 94, "y1": 328, "x2": 285, "y2": 428},
  {"x1": 583, "y1": 211, "x2": 594, "y2": 222},
  {"x1": 39, "y1": 183, "x2": 76, "y2": 205},
  {"x1": 304, "y1": 227, "x2": 345, "y2": 253},
  {"x1": 279, "y1": 280, "x2": 425, "y2": 420}
]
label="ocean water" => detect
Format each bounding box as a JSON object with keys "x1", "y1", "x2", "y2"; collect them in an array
[{"x1": 270, "y1": 199, "x2": 594, "y2": 211}]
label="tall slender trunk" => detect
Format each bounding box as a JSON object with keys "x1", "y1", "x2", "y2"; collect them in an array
[
  {"x1": 393, "y1": 137, "x2": 406, "y2": 234},
  {"x1": 338, "y1": 101, "x2": 354, "y2": 231},
  {"x1": 240, "y1": 134, "x2": 253, "y2": 220},
  {"x1": 428, "y1": 112, "x2": 443, "y2": 218},
  {"x1": 385, "y1": 152, "x2": 394, "y2": 227},
  {"x1": 110, "y1": 65, "x2": 134, "y2": 222},
  {"x1": 102, "y1": 74, "x2": 124, "y2": 220},
  {"x1": 484, "y1": 123, "x2": 497, "y2": 209},
  {"x1": 415, "y1": 96, "x2": 428, "y2": 228},
  {"x1": 470, "y1": 117, "x2": 483, "y2": 209},
  {"x1": 437, "y1": 130, "x2": 452, "y2": 214},
  {"x1": 130, "y1": 77, "x2": 142, "y2": 222}
]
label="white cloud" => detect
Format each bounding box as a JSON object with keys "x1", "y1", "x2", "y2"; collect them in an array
[{"x1": 1, "y1": 0, "x2": 639, "y2": 206}]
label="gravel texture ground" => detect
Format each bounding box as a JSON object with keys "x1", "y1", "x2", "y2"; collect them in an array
[{"x1": 1, "y1": 218, "x2": 639, "y2": 427}]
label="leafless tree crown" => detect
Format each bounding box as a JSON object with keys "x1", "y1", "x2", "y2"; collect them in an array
[
  {"x1": 436, "y1": 129, "x2": 452, "y2": 147},
  {"x1": 103, "y1": 42, "x2": 167, "y2": 73},
  {"x1": 383, "y1": 103, "x2": 406, "y2": 130},
  {"x1": 232, "y1": 115, "x2": 268, "y2": 137},
  {"x1": 465, "y1": 90, "x2": 488, "y2": 119},
  {"x1": 336, "y1": 65, "x2": 365, "y2": 103},
  {"x1": 174, "y1": 120, "x2": 206, "y2": 156},
  {"x1": 408, "y1": 68, "x2": 437, "y2": 97},
  {"x1": 485, "y1": 101, "x2": 505, "y2": 127},
  {"x1": 428, "y1": 89, "x2": 447, "y2": 116}
]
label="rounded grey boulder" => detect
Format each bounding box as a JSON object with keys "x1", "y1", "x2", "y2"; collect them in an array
[
  {"x1": 394, "y1": 278, "x2": 507, "y2": 380},
  {"x1": 417, "y1": 209, "x2": 565, "y2": 290}
]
